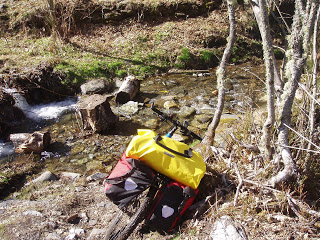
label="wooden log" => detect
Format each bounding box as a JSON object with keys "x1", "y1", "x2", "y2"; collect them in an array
[
  {"x1": 9, "y1": 131, "x2": 51, "y2": 153},
  {"x1": 77, "y1": 94, "x2": 118, "y2": 133},
  {"x1": 115, "y1": 75, "x2": 140, "y2": 104}
]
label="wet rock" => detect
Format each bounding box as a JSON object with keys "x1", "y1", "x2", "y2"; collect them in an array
[
  {"x1": 70, "y1": 158, "x2": 89, "y2": 165},
  {"x1": 77, "y1": 94, "x2": 118, "y2": 133},
  {"x1": 86, "y1": 172, "x2": 108, "y2": 182},
  {"x1": 194, "y1": 114, "x2": 211, "y2": 124},
  {"x1": 117, "y1": 101, "x2": 139, "y2": 115},
  {"x1": 80, "y1": 79, "x2": 112, "y2": 95},
  {"x1": 178, "y1": 106, "x2": 196, "y2": 118},
  {"x1": 144, "y1": 119, "x2": 158, "y2": 129},
  {"x1": 197, "y1": 104, "x2": 215, "y2": 114},
  {"x1": 10, "y1": 131, "x2": 51, "y2": 153},
  {"x1": 116, "y1": 75, "x2": 140, "y2": 104},
  {"x1": 210, "y1": 215, "x2": 248, "y2": 240},
  {"x1": 0, "y1": 90, "x2": 25, "y2": 139},
  {"x1": 164, "y1": 100, "x2": 179, "y2": 110},
  {"x1": 86, "y1": 161, "x2": 103, "y2": 172},
  {"x1": 32, "y1": 171, "x2": 58, "y2": 183}
]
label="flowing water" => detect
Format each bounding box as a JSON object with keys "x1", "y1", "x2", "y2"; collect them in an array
[{"x1": 0, "y1": 63, "x2": 265, "y2": 175}]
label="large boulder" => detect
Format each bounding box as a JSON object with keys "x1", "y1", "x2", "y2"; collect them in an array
[
  {"x1": 77, "y1": 94, "x2": 118, "y2": 133},
  {"x1": 80, "y1": 79, "x2": 113, "y2": 95}
]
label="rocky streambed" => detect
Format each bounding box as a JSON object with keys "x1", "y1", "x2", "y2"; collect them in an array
[{"x1": 0, "y1": 63, "x2": 267, "y2": 240}]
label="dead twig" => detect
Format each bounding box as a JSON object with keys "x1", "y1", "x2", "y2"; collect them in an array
[
  {"x1": 233, "y1": 162, "x2": 243, "y2": 206},
  {"x1": 232, "y1": 177, "x2": 320, "y2": 220}
]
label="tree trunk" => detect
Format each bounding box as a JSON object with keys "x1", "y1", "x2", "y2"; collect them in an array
[
  {"x1": 269, "y1": 0, "x2": 319, "y2": 186},
  {"x1": 251, "y1": 0, "x2": 283, "y2": 94},
  {"x1": 202, "y1": 0, "x2": 236, "y2": 153},
  {"x1": 115, "y1": 75, "x2": 140, "y2": 104},
  {"x1": 77, "y1": 94, "x2": 119, "y2": 133},
  {"x1": 250, "y1": 0, "x2": 276, "y2": 160},
  {"x1": 304, "y1": 4, "x2": 320, "y2": 174}
]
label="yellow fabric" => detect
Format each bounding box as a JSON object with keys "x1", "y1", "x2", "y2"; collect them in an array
[{"x1": 126, "y1": 129, "x2": 206, "y2": 189}]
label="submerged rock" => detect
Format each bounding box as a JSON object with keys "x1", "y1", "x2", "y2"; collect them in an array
[{"x1": 116, "y1": 101, "x2": 139, "y2": 116}]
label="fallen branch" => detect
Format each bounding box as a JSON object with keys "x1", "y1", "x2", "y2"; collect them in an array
[{"x1": 233, "y1": 162, "x2": 243, "y2": 206}]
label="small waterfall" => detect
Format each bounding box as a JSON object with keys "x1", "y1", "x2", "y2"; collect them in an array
[
  {"x1": 3, "y1": 88, "x2": 78, "y2": 121},
  {"x1": 1, "y1": 88, "x2": 78, "y2": 158}
]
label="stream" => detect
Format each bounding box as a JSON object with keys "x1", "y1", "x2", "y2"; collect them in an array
[{"x1": 0, "y1": 63, "x2": 265, "y2": 176}]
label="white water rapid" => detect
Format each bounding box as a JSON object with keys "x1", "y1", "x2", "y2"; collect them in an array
[
  {"x1": 0, "y1": 88, "x2": 78, "y2": 158},
  {"x1": 3, "y1": 88, "x2": 78, "y2": 121}
]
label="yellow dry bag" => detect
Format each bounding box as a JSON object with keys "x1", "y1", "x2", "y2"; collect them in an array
[{"x1": 125, "y1": 129, "x2": 206, "y2": 189}]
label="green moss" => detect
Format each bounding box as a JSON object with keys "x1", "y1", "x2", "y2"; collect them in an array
[
  {"x1": 201, "y1": 50, "x2": 214, "y2": 63},
  {"x1": 55, "y1": 60, "x2": 110, "y2": 86},
  {"x1": 177, "y1": 47, "x2": 191, "y2": 63}
]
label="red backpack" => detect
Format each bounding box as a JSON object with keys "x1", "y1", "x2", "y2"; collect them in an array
[
  {"x1": 104, "y1": 152, "x2": 154, "y2": 208},
  {"x1": 146, "y1": 181, "x2": 198, "y2": 232}
]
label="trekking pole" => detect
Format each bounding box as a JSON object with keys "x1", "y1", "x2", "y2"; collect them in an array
[{"x1": 150, "y1": 103, "x2": 202, "y2": 141}]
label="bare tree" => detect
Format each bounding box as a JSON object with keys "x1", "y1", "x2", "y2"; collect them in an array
[
  {"x1": 250, "y1": 0, "x2": 276, "y2": 160},
  {"x1": 304, "y1": 3, "x2": 320, "y2": 174},
  {"x1": 202, "y1": 0, "x2": 236, "y2": 153},
  {"x1": 269, "y1": 0, "x2": 319, "y2": 186}
]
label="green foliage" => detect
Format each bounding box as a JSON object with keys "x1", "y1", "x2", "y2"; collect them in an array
[
  {"x1": 55, "y1": 60, "x2": 110, "y2": 86},
  {"x1": 177, "y1": 47, "x2": 191, "y2": 63},
  {"x1": 0, "y1": 175, "x2": 9, "y2": 184},
  {"x1": 175, "y1": 47, "x2": 192, "y2": 69},
  {"x1": 201, "y1": 50, "x2": 214, "y2": 63}
]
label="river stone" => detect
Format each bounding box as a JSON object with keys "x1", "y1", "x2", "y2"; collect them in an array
[
  {"x1": 32, "y1": 171, "x2": 58, "y2": 183},
  {"x1": 86, "y1": 161, "x2": 103, "y2": 172},
  {"x1": 190, "y1": 119, "x2": 209, "y2": 130},
  {"x1": 194, "y1": 114, "x2": 211, "y2": 124},
  {"x1": 144, "y1": 119, "x2": 158, "y2": 129},
  {"x1": 164, "y1": 100, "x2": 178, "y2": 110},
  {"x1": 117, "y1": 101, "x2": 139, "y2": 115},
  {"x1": 178, "y1": 106, "x2": 196, "y2": 118},
  {"x1": 210, "y1": 215, "x2": 248, "y2": 240},
  {"x1": 80, "y1": 79, "x2": 112, "y2": 95},
  {"x1": 86, "y1": 172, "x2": 108, "y2": 182}
]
